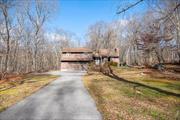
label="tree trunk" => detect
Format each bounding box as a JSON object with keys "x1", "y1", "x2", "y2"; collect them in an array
[{"x1": 3, "y1": 7, "x2": 10, "y2": 73}]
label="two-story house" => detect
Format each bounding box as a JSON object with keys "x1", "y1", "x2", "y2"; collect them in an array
[
  {"x1": 61, "y1": 48, "x2": 93, "y2": 71},
  {"x1": 61, "y1": 47, "x2": 119, "y2": 71}
]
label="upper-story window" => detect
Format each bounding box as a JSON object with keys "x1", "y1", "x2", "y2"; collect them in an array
[{"x1": 64, "y1": 53, "x2": 70, "y2": 56}]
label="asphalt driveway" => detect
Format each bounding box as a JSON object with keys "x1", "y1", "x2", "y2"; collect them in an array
[{"x1": 0, "y1": 71, "x2": 102, "y2": 120}]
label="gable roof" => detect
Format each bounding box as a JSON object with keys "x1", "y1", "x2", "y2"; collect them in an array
[
  {"x1": 62, "y1": 48, "x2": 92, "y2": 53},
  {"x1": 94, "y1": 48, "x2": 119, "y2": 57},
  {"x1": 99, "y1": 49, "x2": 110, "y2": 56}
]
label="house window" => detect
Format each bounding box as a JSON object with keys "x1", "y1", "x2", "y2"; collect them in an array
[{"x1": 66, "y1": 53, "x2": 70, "y2": 56}]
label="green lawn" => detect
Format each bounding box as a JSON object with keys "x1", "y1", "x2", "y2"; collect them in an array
[
  {"x1": 0, "y1": 74, "x2": 59, "y2": 112},
  {"x1": 83, "y1": 68, "x2": 180, "y2": 120},
  {"x1": 113, "y1": 67, "x2": 180, "y2": 94}
]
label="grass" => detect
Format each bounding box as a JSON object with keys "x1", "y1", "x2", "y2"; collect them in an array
[
  {"x1": 83, "y1": 68, "x2": 180, "y2": 120},
  {"x1": 0, "y1": 74, "x2": 59, "y2": 112},
  {"x1": 113, "y1": 67, "x2": 180, "y2": 94}
]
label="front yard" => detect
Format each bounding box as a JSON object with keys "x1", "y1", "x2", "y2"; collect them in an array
[
  {"x1": 83, "y1": 67, "x2": 180, "y2": 120},
  {"x1": 0, "y1": 74, "x2": 59, "y2": 112}
]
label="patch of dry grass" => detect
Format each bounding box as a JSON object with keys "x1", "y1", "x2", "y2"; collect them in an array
[
  {"x1": 113, "y1": 67, "x2": 180, "y2": 94},
  {"x1": 0, "y1": 74, "x2": 59, "y2": 112},
  {"x1": 83, "y1": 71, "x2": 180, "y2": 120}
]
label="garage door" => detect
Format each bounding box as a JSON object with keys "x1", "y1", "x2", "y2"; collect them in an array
[{"x1": 61, "y1": 62, "x2": 88, "y2": 71}]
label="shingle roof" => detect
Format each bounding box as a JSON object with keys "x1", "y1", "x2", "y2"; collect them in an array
[
  {"x1": 95, "y1": 48, "x2": 119, "y2": 57},
  {"x1": 62, "y1": 48, "x2": 92, "y2": 53},
  {"x1": 61, "y1": 48, "x2": 119, "y2": 61},
  {"x1": 99, "y1": 49, "x2": 110, "y2": 56}
]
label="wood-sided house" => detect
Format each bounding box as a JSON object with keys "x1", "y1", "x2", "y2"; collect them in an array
[
  {"x1": 60, "y1": 47, "x2": 119, "y2": 71},
  {"x1": 61, "y1": 48, "x2": 93, "y2": 71},
  {"x1": 93, "y1": 48, "x2": 119, "y2": 65}
]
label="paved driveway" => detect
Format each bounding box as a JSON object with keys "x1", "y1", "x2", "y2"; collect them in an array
[{"x1": 0, "y1": 71, "x2": 102, "y2": 120}]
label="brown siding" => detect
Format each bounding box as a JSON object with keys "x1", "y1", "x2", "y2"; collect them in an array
[
  {"x1": 61, "y1": 53, "x2": 93, "y2": 61},
  {"x1": 111, "y1": 58, "x2": 119, "y2": 63},
  {"x1": 62, "y1": 48, "x2": 92, "y2": 53},
  {"x1": 60, "y1": 48, "x2": 120, "y2": 71},
  {"x1": 61, "y1": 62, "x2": 88, "y2": 71}
]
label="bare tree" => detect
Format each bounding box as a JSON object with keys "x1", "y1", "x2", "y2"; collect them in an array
[
  {"x1": 86, "y1": 21, "x2": 107, "y2": 51},
  {"x1": 0, "y1": 0, "x2": 63, "y2": 79},
  {"x1": 0, "y1": 0, "x2": 15, "y2": 73}
]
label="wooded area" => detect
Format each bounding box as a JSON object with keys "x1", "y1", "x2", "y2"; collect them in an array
[
  {"x1": 0, "y1": 0, "x2": 70, "y2": 79},
  {"x1": 86, "y1": 0, "x2": 180, "y2": 68},
  {"x1": 0, "y1": 0, "x2": 180, "y2": 79}
]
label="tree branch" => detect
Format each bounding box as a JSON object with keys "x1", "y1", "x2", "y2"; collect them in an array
[{"x1": 116, "y1": 0, "x2": 144, "y2": 15}]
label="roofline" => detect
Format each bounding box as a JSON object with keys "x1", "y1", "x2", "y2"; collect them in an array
[
  {"x1": 62, "y1": 47, "x2": 93, "y2": 53},
  {"x1": 61, "y1": 60, "x2": 93, "y2": 62},
  {"x1": 62, "y1": 51, "x2": 92, "y2": 53}
]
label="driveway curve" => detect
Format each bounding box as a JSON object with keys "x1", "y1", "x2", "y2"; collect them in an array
[{"x1": 0, "y1": 71, "x2": 102, "y2": 120}]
